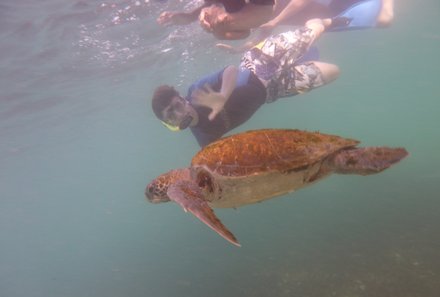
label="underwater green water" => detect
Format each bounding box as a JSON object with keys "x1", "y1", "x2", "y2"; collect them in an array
[{"x1": 1, "y1": 1, "x2": 439, "y2": 296}]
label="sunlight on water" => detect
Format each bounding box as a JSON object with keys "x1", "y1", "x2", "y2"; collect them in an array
[{"x1": 1, "y1": 0, "x2": 440, "y2": 297}]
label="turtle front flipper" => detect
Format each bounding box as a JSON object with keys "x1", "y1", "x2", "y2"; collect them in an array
[{"x1": 167, "y1": 181, "x2": 241, "y2": 247}]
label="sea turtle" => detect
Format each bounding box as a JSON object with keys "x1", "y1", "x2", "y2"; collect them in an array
[{"x1": 146, "y1": 129, "x2": 408, "y2": 246}]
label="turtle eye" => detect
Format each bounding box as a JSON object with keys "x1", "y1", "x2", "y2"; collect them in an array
[{"x1": 145, "y1": 184, "x2": 156, "y2": 200}]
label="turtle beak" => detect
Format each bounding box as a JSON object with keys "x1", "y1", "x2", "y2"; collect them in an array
[
  {"x1": 145, "y1": 184, "x2": 159, "y2": 203},
  {"x1": 145, "y1": 183, "x2": 170, "y2": 203}
]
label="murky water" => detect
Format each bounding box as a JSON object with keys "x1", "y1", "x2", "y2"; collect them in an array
[{"x1": 1, "y1": 1, "x2": 439, "y2": 296}]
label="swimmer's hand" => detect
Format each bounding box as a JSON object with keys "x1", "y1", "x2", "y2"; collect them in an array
[
  {"x1": 216, "y1": 38, "x2": 256, "y2": 53},
  {"x1": 215, "y1": 43, "x2": 243, "y2": 54},
  {"x1": 191, "y1": 85, "x2": 227, "y2": 121},
  {"x1": 157, "y1": 11, "x2": 194, "y2": 26}
]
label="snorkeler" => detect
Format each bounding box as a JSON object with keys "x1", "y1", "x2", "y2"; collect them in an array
[
  {"x1": 151, "y1": 18, "x2": 339, "y2": 147},
  {"x1": 226, "y1": 0, "x2": 395, "y2": 51},
  {"x1": 157, "y1": 0, "x2": 274, "y2": 39},
  {"x1": 157, "y1": 0, "x2": 394, "y2": 41}
]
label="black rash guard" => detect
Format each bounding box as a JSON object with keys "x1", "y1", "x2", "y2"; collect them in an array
[
  {"x1": 187, "y1": 68, "x2": 267, "y2": 147},
  {"x1": 205, "y1": 0, "x2": 274, "y2": 13}
]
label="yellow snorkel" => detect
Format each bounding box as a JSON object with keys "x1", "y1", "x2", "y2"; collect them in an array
[
  {"x1": 161, "y1": 121, "x2": 181, "y2": 132},
  {"x1": 160, "y1": 107, "x2": 194, "y2": 132}
]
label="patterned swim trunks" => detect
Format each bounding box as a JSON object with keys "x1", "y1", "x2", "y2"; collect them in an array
[{"x1": 240, "y1": 27, "x2": 325, "y2": 103}]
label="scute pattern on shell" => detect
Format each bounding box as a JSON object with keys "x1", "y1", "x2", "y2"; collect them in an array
[{"x1": 191, "y1": 129, "x2": 359, "y2": 177}]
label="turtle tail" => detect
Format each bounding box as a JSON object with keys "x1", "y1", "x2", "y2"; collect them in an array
[{"x1": 329, "y1": 147, "x2": 408, "y2": 175}]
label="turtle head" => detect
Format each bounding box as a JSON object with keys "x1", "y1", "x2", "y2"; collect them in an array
[{"x1": 145, "y1": 168, "x2": 190, "y2": 203}]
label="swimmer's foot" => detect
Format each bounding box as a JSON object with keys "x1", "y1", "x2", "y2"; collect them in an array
[{"x1": 376, "y1": 0, "x2": 394, "y2": 27}]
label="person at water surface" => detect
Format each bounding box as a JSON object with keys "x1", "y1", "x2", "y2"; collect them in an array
[
  {"x1": 151, "y1": 18, "x2": 340, "y2": 147},
  {"x1": 157, "y1": 0, "x2": 394, "y2": 42},
  {"x1": 157, "y1": 0, "x2": 274, "y2": 39}
]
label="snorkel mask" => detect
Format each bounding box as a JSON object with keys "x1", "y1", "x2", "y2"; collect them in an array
[{"x1": 161, "y1": 114, "x2": 193, "y2": 132}]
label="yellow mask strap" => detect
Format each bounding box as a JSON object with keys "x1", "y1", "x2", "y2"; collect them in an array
[
  {"x1": 254, "y1": 40, "x2": 265, "y2": 50},
  {"x1": 161, "y1": 121, "x2": 180, "y2": 132}
]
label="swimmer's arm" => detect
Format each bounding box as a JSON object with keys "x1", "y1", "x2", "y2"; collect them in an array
[
  {"x1": 219, "y1": 65, "x2": 238, "y2": 100},
  {"x1": 268, "y1": 0, "x2": 312, "y2": 26},
  {"x1": 216, "y1": 0, "x2": 313, "y2": 53},
  {"x1": 157, "y1": 3, "x2": 209, "y2": 26}
]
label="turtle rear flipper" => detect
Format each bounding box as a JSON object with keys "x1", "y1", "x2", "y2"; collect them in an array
[
  {"x1": 167, "y1": 181, "x2": 241, "y2": 247},
  {"x1": 330, "y1": 147, "x2": 408, "y2": 175}
]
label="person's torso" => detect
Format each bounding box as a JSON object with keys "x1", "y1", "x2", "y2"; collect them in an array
[
  {"x1": 187, "y1": 69, "x2": 265, "y2": 147},
  {"x1": 209, "y1": 0, "x2": 274, "y2": 13}
]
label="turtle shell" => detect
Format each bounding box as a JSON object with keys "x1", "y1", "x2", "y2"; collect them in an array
[{"x1": 191, "y1": 129, "x2": 359, "y2": 177}]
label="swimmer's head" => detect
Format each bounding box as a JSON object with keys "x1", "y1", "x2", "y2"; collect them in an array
[{"x1": 152, "y1": 85, "x2": 198, "y2": 131}]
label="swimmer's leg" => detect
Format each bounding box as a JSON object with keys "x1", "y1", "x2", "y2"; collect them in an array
[
  {"x1": 274, "y1": 61, "x2": 339, "y2": 101},
  {"x1": 311, "y1": 61, "x2": 340, "y2": 85},
  {"x1": 376, "y1": 0, "x2": 394, "y2": 27}
]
